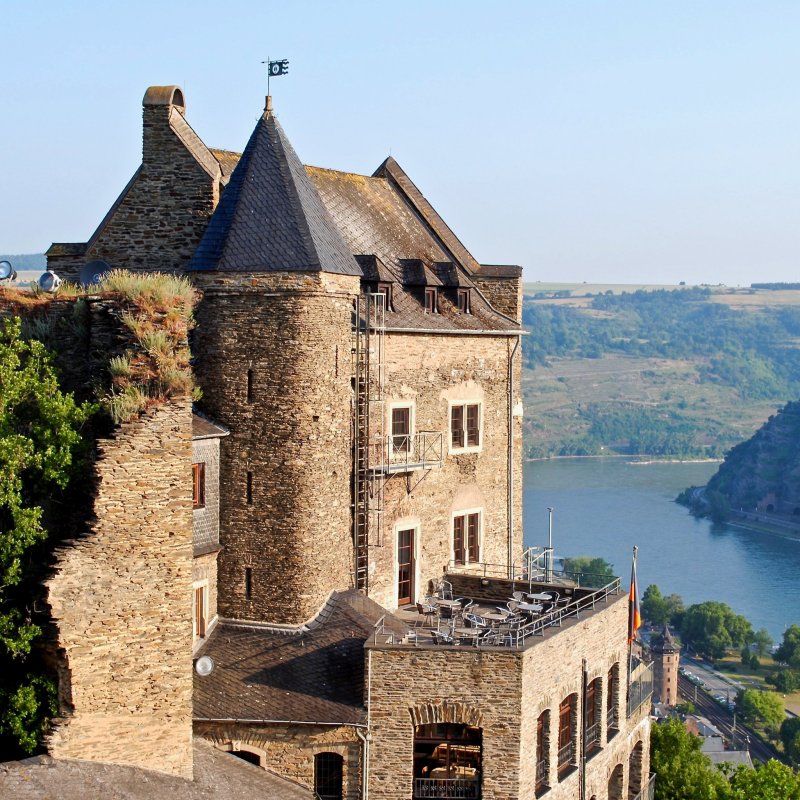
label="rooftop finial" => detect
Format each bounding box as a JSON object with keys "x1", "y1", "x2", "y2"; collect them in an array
[{"x1": 265, "y1": 95, "x2": 273, "y2": 115}]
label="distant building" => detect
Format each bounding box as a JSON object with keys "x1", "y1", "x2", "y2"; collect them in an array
[{"x1": 650, "y1": 626, "x2": 680, "y2": 706}]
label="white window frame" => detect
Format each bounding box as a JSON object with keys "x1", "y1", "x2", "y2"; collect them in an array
[
  {"x1": 448, "y1": 400, "x2": 483, "y2": 454},
  {"x1": 388, "y1": 401, "x2": 415, "y2": 459},
  {"x1": 192, "y1": 579, "x2": 209, "y2": 640},
  {"x1": 393, "y1": 521, "x2": 421, "y2": 609},
  {"x1": 451, "y1": 508, "x2": 483, "y2": 565}
]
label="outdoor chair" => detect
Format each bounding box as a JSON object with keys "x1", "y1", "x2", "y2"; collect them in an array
[
  {"x1": 465, "y1": 612, "x2": 487, "y2": 628},
  {"x1": 432, "y1": 629, "x2": 454, "y2": 645},
  {"x1": 437, "y1": 579, "x2": 453, "y2": 600},
  {"x1": 512, "y1": 590, "x2": 525, "y2": 602},
  {"x1": 416, "y1": 601, "x2": 437, "y2": 628}
]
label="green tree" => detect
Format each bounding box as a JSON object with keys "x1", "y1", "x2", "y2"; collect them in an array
[
  {"x1": 737, "y1": 689, "x2": 785, "y2": 736},
  {"x1": 561, "y1": 556, "x2": 615, "y2": 588},
  {"x1": 768, "y1": 669, "x2": 800, "y2": 693},
  {"x1": 774, "y1": 625, "x2": 800, "y2": 668},
  {"x1": 780, "y1": 717, "x2": 800, "y2": 765},
  {"x1": 0, "y1": 318, "x2": 95, "y2": 754},
  {"x1": 643, "y1": 584, "x2": 670, "y2": 626},
  {"x1": 725, "y1": 759, "x2": 800, "y2": 800},
  {"x1": 753, "y1": 628, "x2": 774, "y2": 658},
  {"x1": 681, "y1": 602, "x2": 753, "y2": 661},
  {"x1": 651, "y1": 718, "x2": 728, "y2": 800},
  {"x1": 665, "y1": 593, "x2": 685, "y2": 627}
]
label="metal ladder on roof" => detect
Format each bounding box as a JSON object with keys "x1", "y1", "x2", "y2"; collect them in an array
[{"x1": 352, "y1": 292, "x2": 385, "y2": 592}]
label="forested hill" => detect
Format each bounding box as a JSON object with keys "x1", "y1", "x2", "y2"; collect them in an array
[
  {"x1": 521, "y1": 286, "x2": 800, "y2": 459},
  {"x1": 699, "y1": 401, "x2": 800, "y2": 518}
]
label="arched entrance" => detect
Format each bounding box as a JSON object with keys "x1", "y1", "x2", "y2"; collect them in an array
[
  {"x1": 608, "y1": 763, "x2": 624, "y2": 800},
  {"x1": 314, "y1": 752, "x2": 344, "y2": 800},
  {"x1": 628, "y1": 741, "x2": 644, "y2": 799},
  {"x1": 413, "y1": 723, "x2": 481, "y2": 799}
]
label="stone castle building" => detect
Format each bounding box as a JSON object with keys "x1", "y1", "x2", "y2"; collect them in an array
[
  {"x1": 34, "y1": 85, "x2": 653, "y2": 799},
  {"x1": 650, "y1": 626, "x2": 680, "y2": 707}
]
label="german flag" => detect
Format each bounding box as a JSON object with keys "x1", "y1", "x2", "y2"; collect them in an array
[{"x1": 628, "y1": 548, "x2": 642, "y2": 645}]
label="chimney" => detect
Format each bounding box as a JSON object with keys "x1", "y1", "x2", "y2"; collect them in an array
[{"x1": 141, "y1": 85, "x2": 186, "y2": 165}]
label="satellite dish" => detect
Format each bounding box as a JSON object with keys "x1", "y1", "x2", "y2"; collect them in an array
[
  {"x1": 0, "y1": 261, "x2": 16, "y2": 281},
  {"x1": 79, "y1": 259, "x2": 111, "y2": 287},
  {"x1": 195, "y1": 655, "x2": 214, "y2": 676},
  {"x1": 38, "y1": 271, "x2": 62, "y2": 293}
]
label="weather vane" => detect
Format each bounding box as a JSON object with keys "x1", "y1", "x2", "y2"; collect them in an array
[{"x1": 261, "y1": 57, "x2": 289, "y2": 96}]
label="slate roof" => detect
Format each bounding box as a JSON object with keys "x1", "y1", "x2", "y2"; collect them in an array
[
  {"x1": 0, "y1": 737, "x2": 312, "y2": 799},
  {"x1": 193, "y1": 590, "x2": 408, "y2": 725},
  {"x1": 187, "y1": 105, "x2": 360, "y2": 276},
  {"x1": 651, "y1": 625, "x2": 679, "y2": 653},
  {"x1": 192, "y1": 410, "x2": 229, "y2": 440}
]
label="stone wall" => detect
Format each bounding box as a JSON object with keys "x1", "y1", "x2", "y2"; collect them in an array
[
  {"x1": 366, "y1": 593, "x2": 651, "y2": 800},
  {"x1": 45, "y1": 401, "x2": 194, "y2": 778},
  {"x1": 192, "y1": 271, "x2": 360, "y2": 625},
  {"x1": 472, "y1": 275, "x2": 522, "y2": 323},
  {"x1": 48, "y1": 90, "x2": 220, "y2": 283},
  {"x1": 367, "y1": 332, "x2": 524, "y2": 611},
  {"x1": 196, "y1": 722, "x2": 362, "y2": 799}
]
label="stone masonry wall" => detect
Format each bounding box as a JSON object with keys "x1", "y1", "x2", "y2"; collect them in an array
[
  {"x1": 368, "y1": 332, "x2": 524, "y2": 611},
  {"x1": 192, "y1": 271, "x2": 360, "y2": 625},
  {"x1": 196, "y1": 722, "x2": 362, "y2": 799},
  {"x1": 46, "y1": 401, "x2": 194, "y2": 778},
  {"x1": 49, "y1": 100, "x2": 219, "y2": 283},
  {"x1": 473, "y1": 276, "x2": 522, "y2": 323},
  {"x1": 367, "y1": 592, "x2": 650, "y2": 800}
]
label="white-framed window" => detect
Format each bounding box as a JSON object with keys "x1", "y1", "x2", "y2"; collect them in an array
[
  {"x1": 452, "y1": 509, "x2": 482, "y2": 565},
  {"x1": 393, "y1": 520, "x2": 421, "y2": 608},
  {"x1": 193, "y1": 580, "x2": 209, "y2": 639},
  {"x1": 449, "y1": 401, "x2": 482, "y2": 452},
  {"x1": 389, "y1": 402, "x2": 415, "y2": 457}
]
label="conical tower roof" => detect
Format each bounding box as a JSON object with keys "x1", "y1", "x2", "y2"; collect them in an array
[
  {"x1": 652, "y1": 625, "x2": 680, "y2": 654},
  {"x1": 188, "y1": 99, "x2": 360, "y2": 276}
]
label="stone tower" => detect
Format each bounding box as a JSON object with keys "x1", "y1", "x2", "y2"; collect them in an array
[
  {"x1": 651, "y1": 625, "x2": 681, "y2": 706},
  {"x1": 188, "y1": 97, "x2": 362, "y2": 625}
]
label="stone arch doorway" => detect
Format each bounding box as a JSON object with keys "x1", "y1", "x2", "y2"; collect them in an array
[
  {"x1": 628, "y1": 740, "x2": 645, "y2": 798},
  {"x1": 314, "y1": 752, "x2": 344, "y2": 800},
  {"x1": 608, "y1": 762, "x2": 625, "y2": 800},
  {"x1": 413, "y1": 723, "x2": 481, "y2": 799}
]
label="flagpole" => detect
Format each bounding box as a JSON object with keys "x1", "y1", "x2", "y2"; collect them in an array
[{"x1": 628, "y1": 544, "x2": 638, "y2": 683}]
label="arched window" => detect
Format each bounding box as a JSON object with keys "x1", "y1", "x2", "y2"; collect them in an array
[
  {"x1": 628, "y1": 741, "x2": 644, "y2": 799},
  {"x1": 314, "y1": 752, "x2": 344, "y2": 800},
  {"x1": 608, "y1": 763, "x2": 625, "y2": 800},
  {"x1": 586, "y1": 677, "x2": 603, "y2": 754},
  {"x1": 557, "y1": 693, "x2": 578, "y2": 779},
  {"x1": 607, "y1": 663, "x2": 620, "y2": 738},
  {"x1": 536, "y1": 709, "x2": 550, "y2": 794}
]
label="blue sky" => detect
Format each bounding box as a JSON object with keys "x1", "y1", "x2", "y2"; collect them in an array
[{"x1": 2, "y1": 1, "x2": 798, "y2": 285}]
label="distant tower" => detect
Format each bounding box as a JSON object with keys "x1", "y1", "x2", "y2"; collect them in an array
[
  {"x1": 188, "y1": 96, "x2": 362, "y2": 625},
  {"x1": 651, "y1": 625, "x2": 681, "y2": 706}
]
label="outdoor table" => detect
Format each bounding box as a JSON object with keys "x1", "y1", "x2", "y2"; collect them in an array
[
  {"x1": 482, "y1": 611, "x2": 508, "y2": 628},
  {"x1": 434, "y1": 598, "x2": 462, "y2": 609},
  {"x1": 525, "y1": 592, "x2": 552, "y2": 602},
  {"x1": 454, "y1": 627, "x2": 481, "y2": 644},
  {"x1": 515, "y1": 601, "x2": 544, "y2": 614}
]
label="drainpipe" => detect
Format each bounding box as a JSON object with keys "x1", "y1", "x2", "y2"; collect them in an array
[
  {"x1": 580, "y1": 659, "x2": 587, "y2": 800},
  {"x1": 507, "y1": 335, "x2": 520, "y2": 578},
  {"x1": 358, "y1": 648, "x2": 372, "y2": 800}
]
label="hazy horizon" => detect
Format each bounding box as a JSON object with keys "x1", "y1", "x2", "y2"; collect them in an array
[{"x1": 2, "y1": 1, "x2": 799, "y2": 287}]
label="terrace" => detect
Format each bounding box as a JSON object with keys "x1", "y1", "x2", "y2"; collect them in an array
[{"x1": 371, "y1": 563, "x2": 624, "y2": 651}]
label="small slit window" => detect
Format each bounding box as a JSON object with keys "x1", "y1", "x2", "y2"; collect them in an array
[
  {"x1": 247, "y1": 369, "x2": 254, "y2": 403},
  {"x1": 246, "y1": 471, "x2": 253, "y2": 505},
  {"x1": 245, "y1": 568, "x2": 253, "y2": 601}
]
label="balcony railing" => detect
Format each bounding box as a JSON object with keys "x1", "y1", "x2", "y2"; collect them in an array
[
  {"x1": 382, "y1": 432, "x2": 444, "y2": 473},
  {"x1": 535, "y1": 758, "x2": 547, "y2": 791},
  {"x1": 413, "y1": 777, "x2": 480, "y2": 799},
  {"x1": 627, "y1": 662, "x2": 654, "y2": 718},
  {"x1": 557, "y1": 740, "x2": 574, "y2": 773},
  {"x1": 630, "y1": 773, "x2": 656, "y2": 800},
  {"x1": 585, "y1": 719, "x2": 601, "y2": 751}
]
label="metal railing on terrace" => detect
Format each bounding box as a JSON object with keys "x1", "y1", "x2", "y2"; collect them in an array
[
  {"x1": 585, "y1": 720, "x2": 601, "y2": 751},
  {"x1": 557, "y1": 740, "x2": 574, "y2": 773},
  {"x1": 370, "y1": 577, "x2": 622, "y2": 651},
  {"x1": 630, "y1": 773, "x2": 656, "y2": 800},
  {"x1": 413, "y1": 777, "x2": 480, "y2": 799},
  {"x1": 627, "y1": 662, "x2": 654, "y2": 718}
]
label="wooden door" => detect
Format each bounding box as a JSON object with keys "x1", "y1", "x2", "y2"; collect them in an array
[{"x1": 397, "y1": 529, "x2": 415, "y2": 606}]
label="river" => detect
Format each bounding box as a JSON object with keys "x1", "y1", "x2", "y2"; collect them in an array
[{"x1": 522, "y1": 457, "x2": 800, "y2": 640}]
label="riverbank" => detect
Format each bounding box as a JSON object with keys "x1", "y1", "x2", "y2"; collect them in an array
[{"x1": 526, "y1": 453, "x2": 721, "y2": 464}]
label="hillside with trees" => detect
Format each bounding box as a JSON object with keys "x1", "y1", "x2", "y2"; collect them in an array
[
  {"x1": 521, "y1": 286, "x2": 800, "y2": 459},
  {"x1": 678, "y1": 401, "x2": 800, "y2": 524}
]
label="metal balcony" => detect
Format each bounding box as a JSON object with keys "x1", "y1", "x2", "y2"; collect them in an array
[{"x1": 378, "y1": 431, "x2": 444, "y2": 474}]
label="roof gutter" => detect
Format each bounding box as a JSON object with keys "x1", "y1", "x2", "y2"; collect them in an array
[
  {"x1": 194, "y1": 717, "x2": 368, "y2": 728},
  {"x1": 384, "y1": 327, "x2": 527, "y2": 337}
]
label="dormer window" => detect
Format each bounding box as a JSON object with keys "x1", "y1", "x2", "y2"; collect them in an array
[
  {"x1": 457, "y1": 288, "x2": 471, "y2": 314},
  {"x1": 376, "y1": 283, "x2": 393, "y2": 312},
  {"x1": 425, "y1": 288, "x2": 438, "y2": 314}
]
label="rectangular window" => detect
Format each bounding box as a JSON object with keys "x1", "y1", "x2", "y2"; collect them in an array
[
  {"x1": 245, "y1": 568, "x2": 253, "y2": 601},
  {"x1": 425, "y1": 287, "x2": 437, "y2": 313},
  {"x1": 194, "y1": 584, "x2": 206, "y2": 638},
  {"x1": 377, "y1": 283, "x2": 392, "y2": 312},
  {"x1": 246, "y1": 471, "x2": 253, "y2": 505},
  {"x1": 247, "y1": 368, "x2": 254, "y2": 403},
  {"x1": 391, "y1": 406, "x2": 411, "y2": 454},
  {"x1": 450, "y1": 403, "x2": 481, "y2": 450},
  {"x1": 457, "y1": 289, "x2": 471, "y2": 313},
  {"x1": 558, "y1": 695, "x2": 575, "y2": 776},
  {"x1": 536, "y1": 710, "x2": 549, "y2": 791},
  {"x1": 453, "y1": 511, "x2": 480, "y2": 564},
  {"x1": 192, "y1": 463, "x2": 205, "y2": 509}
]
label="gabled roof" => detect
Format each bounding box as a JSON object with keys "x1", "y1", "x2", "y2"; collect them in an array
[{"x1": 187, "y1": 103, "x2": 360, "y2": 276}]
